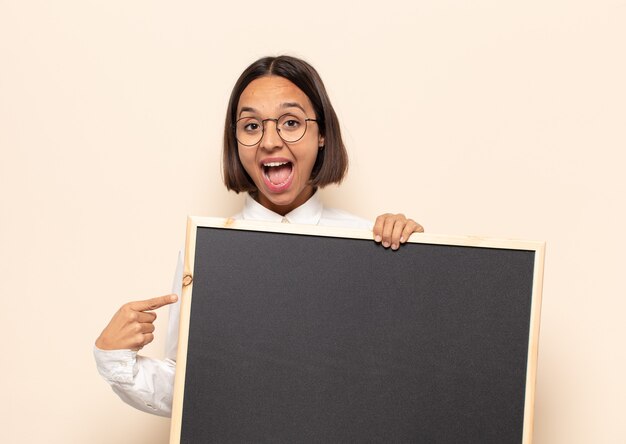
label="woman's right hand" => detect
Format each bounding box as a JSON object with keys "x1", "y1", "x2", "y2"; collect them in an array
[{"x1": 95, "y1": 294, "x2": 178, "y2": 351}]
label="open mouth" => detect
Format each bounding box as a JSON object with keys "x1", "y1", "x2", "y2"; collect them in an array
[{"x1": 262, "y1": 161, "x2": 294, "y2": 187}]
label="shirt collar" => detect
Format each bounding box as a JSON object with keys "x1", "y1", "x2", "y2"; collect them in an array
[{"x1": 241, "y1": 191, "x2": 323, "y2": 225}]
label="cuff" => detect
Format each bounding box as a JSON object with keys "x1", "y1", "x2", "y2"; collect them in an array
[{"x1": 93, "y1": 346, "x2": 137, "y2": 384}]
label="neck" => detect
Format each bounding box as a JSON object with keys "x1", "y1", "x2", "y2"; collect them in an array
[{"x1": 256, "y1": 185, "x2": 316, "y2": 216}]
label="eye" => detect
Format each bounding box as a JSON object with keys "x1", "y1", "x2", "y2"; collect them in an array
[
  {"x1": 279, "y1": 115, "x2": 303, "y2": 132},
  {"x1": 244, "y1": 122, "x2": 260, "y2": 132},
  {"x1": 237, "y1": 118, "x2": 262, "y2": 134}
]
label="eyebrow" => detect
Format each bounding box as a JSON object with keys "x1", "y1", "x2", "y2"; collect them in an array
[
  {"x1": 281, "y1": 102, "x2": 307, "y2": 113},
  {"x1": 238, "y1": 107, "x2": 257, "y2": 117},
  {"x1": 238, "y1": 102, "x2": 308, "y2": 118}
]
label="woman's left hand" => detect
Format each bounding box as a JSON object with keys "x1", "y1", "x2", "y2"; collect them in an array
[{"x1": 373, "y1": 213, "x2": 424, "y2": 250}]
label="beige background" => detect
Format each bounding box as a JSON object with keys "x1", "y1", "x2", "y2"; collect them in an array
[{"x1": 1, "y1": 1, "x2": 624, "y2": 443}]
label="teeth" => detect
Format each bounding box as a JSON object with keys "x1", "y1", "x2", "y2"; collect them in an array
[{"x1": 263, "y1": 161, "x2": 289, "y2": 167}]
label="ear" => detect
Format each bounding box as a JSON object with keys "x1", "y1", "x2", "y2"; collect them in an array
[{"x1": 318, "y1": 134, "x2": 325, "y2": 149}]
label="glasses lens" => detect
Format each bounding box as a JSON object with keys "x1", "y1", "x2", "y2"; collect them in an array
[
  {"x1": 235, "y1": 112, "x2": 309, "y2": 146},
  {"x1": 277, "y1": 113, "x2": 306, "y2": 142},
  {"x1": 235, "y1": 117, "x2": 263, "y2": 146}
]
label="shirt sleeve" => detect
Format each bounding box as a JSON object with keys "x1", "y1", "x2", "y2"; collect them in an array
[
  {"x1": 93, "y1": 250, "x2": 185, "y2": 418},
  {"x1": 93, "y1": 347, "x2": 175, "y2": 417}
]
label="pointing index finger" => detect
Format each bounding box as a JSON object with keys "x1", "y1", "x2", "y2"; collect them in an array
[{"x1": 129, "y1": 294, "x2": 178, "y2": 312}]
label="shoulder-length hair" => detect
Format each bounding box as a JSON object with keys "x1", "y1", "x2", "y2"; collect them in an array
[{"x1": 223, "y1": 55, "x2": 349, "y2": 193}]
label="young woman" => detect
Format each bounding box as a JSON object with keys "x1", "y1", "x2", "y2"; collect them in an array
[{"x1": 94, "y1": 55, "x2": 423, "y2": 417}]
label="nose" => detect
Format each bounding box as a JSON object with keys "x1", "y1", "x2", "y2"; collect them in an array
[{"x1": 259, "y1": 119, "x2": 283, "y2": 151}]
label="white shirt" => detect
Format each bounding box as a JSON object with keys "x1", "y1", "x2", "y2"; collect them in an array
[{"x1": 94, "y1": 192, "x2": 372, "y2": 417}]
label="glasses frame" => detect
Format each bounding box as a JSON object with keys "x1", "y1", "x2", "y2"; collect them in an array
[{"x1": 234, "y1": 113, "x2": 318, "y2": 147}]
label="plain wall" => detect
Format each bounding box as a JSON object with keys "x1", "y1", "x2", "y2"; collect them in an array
[{"x1": 1, "y1": 1, "x2": 624, "y2": 442}]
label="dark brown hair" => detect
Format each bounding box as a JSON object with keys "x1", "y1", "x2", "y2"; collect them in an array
[{"x1": 223, "y1": 55, "x2": 349, "y2": 193}]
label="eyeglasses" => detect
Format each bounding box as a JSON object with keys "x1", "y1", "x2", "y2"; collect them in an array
[{"x1": 234, "y1": 112, "x2": 318, "y2": 146}]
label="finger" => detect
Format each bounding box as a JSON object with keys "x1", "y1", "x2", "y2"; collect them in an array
[
  {"x1": 136, "y1": 311, "x2": 157, "y2": 323},
  {"x1": 118, "y1": 307, "x2": 157, "y2": 324},
  {"x1": 373, "y1": 214, "x2": 391, "y2": 243},
  {"x1": 128, "y1": 294, "x2": 178, "y2": 312},
  {"x1": 390, "y1": 219, "x2": 406, "y2": 250},
  {"x1": 382, "y1": 215, "x2": 403, "y2": 248},
  {"x1": 142, "y1": 333, "x2": 155, "y2": 346},
  {"x1": 137, "y1": 322, "x2": 156, "y2": 334},
  {"x1": 400, "y1": 220, "x2": 424, "y2": 244},
  {"x1": 130, "y1": 332, "x2": 155, "y2": 351}
]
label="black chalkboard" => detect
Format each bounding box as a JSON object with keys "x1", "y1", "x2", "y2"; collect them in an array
[{"x1": 170, "y1": 218, "x2": 544, "y2": 444}]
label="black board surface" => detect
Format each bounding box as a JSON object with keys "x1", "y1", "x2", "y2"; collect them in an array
[{"x1": 175, "y1": 224, "x2": 540, "y2": 443}]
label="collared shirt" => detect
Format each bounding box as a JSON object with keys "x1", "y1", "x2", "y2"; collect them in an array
[
  {"x1": 94, "y1": 192, "x2": 371, "y2": 417},
  {"x1": 238, "y1": 192, "x2": 372, "y2": 228}
]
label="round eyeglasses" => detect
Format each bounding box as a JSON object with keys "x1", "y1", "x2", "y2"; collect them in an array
[{"x1": 235, "y1": 112, "x2": 318, "y2": 146}]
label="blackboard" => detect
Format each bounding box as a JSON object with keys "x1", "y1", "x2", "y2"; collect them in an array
[{"x1": 170, "y1": 218, "x2": 544, "y2": 444}]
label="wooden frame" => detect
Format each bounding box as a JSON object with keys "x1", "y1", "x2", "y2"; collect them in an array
[{"x1": 170, "y1": 217, "x2": 545, "y2": 443}]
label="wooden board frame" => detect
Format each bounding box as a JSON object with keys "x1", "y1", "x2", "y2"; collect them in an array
[{"x1": 169, "y1": 217, "x2": 545, "y2": 443}]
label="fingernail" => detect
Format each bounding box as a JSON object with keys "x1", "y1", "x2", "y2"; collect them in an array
[
  {"x1": 392, "y1": 243, "x2": 398, "y2": 250},
  {"x1": 400, "y1": 236, "x2": 405, "y2": 243},
  {"x1": 383, "y1": 241, "x2": 390, "y2": 248},
  {"x1": 375, "y1": 235, "x2": 382, "y2": 243}
]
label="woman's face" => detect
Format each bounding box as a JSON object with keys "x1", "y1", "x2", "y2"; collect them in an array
[{"x1": 236, "y1": 75, "x2": 324, "y2": 216}]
